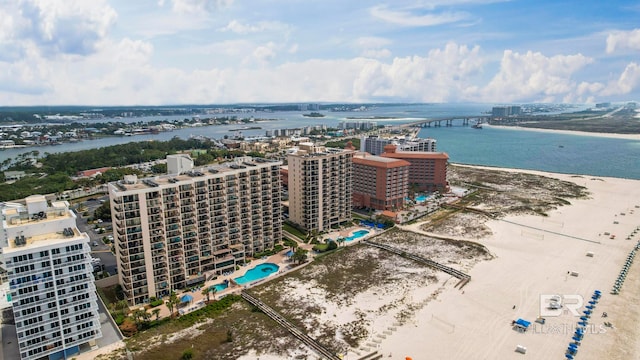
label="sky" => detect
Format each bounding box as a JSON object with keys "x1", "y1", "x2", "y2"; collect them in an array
[{"x1": 1, "y1": 0, "x2": 639, "y2": 106}]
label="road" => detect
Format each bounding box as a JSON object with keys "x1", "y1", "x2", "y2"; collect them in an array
[{"x1": 73, "y1": 195, "x2": 118, "y2": 275}]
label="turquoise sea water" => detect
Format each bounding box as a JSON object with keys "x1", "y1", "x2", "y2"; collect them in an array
[
  {"x1": 234, "y1": 263, "x2": 279, "y2": 285},
  {"x1": 419, "y1": 125, "x2": 640, "y2": 179}
]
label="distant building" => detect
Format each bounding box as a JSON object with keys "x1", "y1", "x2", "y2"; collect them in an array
[
  {"x1": 287, "y1": 143, "x2": 353, "y2": 232},
  {"x1": 595, "y1": 102, "x2": 611, "y2": 109},
  {"x1": 0, "y1": 196, "x2": 102, "y2": 360},
  {"x1": 352, "y1": 152, "x2": 410, "y2": 211},
  {"x1": 4, "y1": 170, "x2": 26, "y2": 181},
  {"x1": 339, "y1": 120, "x2": 377, "y2": 131},
  {"x1": 76, "y1": 167, "x2": 112, "y2": 178},
  {"x1": 381, "y1": 145, "x2": 449, "y2": 193},
  {"x1": 491, "y1": 106, "x2": 522, "y2": 117},
  {"x1": 361, "y1": 135, "x2": 437, "y2": 155}
]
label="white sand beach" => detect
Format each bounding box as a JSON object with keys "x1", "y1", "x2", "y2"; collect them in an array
[
  {"x1": 484, "y1": 123, "x2": 640, "y2": 140},
  {"x1": 373, "y1": 169, "x2": 640, "y2": 360},
  {"x1": 238, "y1": 167, "x2": 640, "y2": 360}
]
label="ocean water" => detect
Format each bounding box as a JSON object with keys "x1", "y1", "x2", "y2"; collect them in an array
[
  {"x1": 1, "y1": 103, "x2": 639, "y2": 179},
  {"x1": 419, "y1": 125, "x2": 640, "y2": 179}
]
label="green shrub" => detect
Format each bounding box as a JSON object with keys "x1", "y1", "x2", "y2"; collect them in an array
[
  {"x1": 149, "y1": 297, "x2": 163, "y2": 307},
  {"x1": 176, "y1": 295, "x2": 241, "y2": 327},
  {"x1": 181, "y1": 349, "x2": 193, "y2": 360}
]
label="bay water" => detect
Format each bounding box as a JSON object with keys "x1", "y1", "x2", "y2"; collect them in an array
[{"x1": 1, "y1": 103, "x2": 639, "y2": 179}]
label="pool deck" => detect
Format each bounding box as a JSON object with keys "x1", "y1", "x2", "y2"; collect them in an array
[
  {"x1": 150, "y1": 249, "x2": 301, "y2": 319},
  {"x1": 141, "y1": 226, "x2": 379, "y2": 321},
  {"x1": 322, "y1": 225, "x2": 377, "y2": 244}
]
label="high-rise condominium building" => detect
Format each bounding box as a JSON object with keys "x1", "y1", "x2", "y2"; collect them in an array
[
  {"x1": 352, "y1": 153, "x2": 410, "y2": 211},
  {"x1": 360, "y1": 135, "x2": 437, "y2": 155},
  {"x1": 381, "y1": 145, "x2": 449, "y2": 193},
  {"x1": 108, "y1": 157, "x2": 282, "y2": 305},
  {"x1": 287, "y1": 143, "x2": 353, "y2": 232},
  {"x1": 0, "y1": 195, "x2": 101, "y2": 360}
]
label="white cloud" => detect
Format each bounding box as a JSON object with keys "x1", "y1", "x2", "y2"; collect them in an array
[
  {"x1": 353, "y1": 42, "x2": 484, "y2": 101},
  {"x1": 288, "y1": 44, "x2": 299, "y2": 54},
  {"x1": 480, "y1": 50, "x2": 594, "y2": 103},
  {"x1": 1, "y1": 36, "x2": 634, "y2": 105},
  {"x1": 606, "y1": 29, "x2": 640, "y2": 54},
  {"x1": 412, "y1": 0, "x2": 511, "y2": 9},
  {"x1": 361, "y1": 49, "x2": 392, "y2": 59},
  {"x1": 220, "y1": 20, "x2": 289, "y2": 34},
  {"x1": 170, "y1": 0, "x2": 233, "y2": 14},
  {"x1": 354, "y1": 37, "x2": 392, "y2": 59},
  {"x1": 249, "y1": 42, "x2": 277, "y2": 65},
  {"x1": 355, "y1": 36, "x2": 391, "y2": 49},
  {"x1": 370, "y1": 5, "x2": 469, "y2": 27},
  {"x1": 599, "y1": 62, "x2": 640, "y2": 96},
  {"x1": 0, "y1": 0, "x2": 117, "y2": 57}
]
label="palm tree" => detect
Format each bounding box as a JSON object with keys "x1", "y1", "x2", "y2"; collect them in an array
[
  {"x1": 201, "y1": 287, "x2": 210, "y2": 303},
  {"x1": 210, "y1": 286, "x2": 217, "y2": 301},
  {"x1": 292, "y1": 248, "x2": 308, "y2": 265},
  {"x1": 337, "y1": 237, "x2": 345, "y2": 247},
  {"x1": 152, "y1": 308, "x2": 161, "y2": 321},
  {"x1": 165, "y1": 291, "x2": 178, "y2": 318}
]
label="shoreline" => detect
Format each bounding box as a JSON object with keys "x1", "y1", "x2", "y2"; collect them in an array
[
  {"x1": 375, "y1": 165, "x2": 640, "y2": 359},
  {"x1": 484, "y1": 123, "x2": 640, "y2": 140},
  {"x1": 449, "y1": 162, "x2": 640, "y2": 181}
]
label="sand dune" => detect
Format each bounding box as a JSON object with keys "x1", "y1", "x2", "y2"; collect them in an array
[{"x1": 376, "y1": 170, "x2": 640, "y2": 360}]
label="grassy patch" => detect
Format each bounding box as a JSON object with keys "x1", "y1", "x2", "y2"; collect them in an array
[{"x1": 283, "y1": 222, "x2": 306, "y2": 240}]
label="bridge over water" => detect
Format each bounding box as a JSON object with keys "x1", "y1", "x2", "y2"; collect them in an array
[{"x1": 402, "y1": 116, "x2": 491, "y2": 128}]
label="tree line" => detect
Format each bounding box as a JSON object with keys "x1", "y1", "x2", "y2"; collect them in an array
[{"x1": 1, "y1": 137, "x2": 265, "y2": 201}]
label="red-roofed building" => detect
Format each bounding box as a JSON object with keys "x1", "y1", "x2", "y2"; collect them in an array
[
  {"x1": 352, "y1": 152, "x2": 410, "y2": 211},
  {"x1": 381, "y1": 144, "x2": 449, "y2": 193},
  {"x1": 77, "y1": 167, "x2": 112, "y2": 178}
]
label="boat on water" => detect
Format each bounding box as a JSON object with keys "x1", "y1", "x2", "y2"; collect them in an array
[{"x1": 472, "y1": 122, "x2": 483, "y2": 129}]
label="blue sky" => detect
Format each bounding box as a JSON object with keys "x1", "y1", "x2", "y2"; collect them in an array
[{"x1": 1, "y1": 0, "x2": 639, "y2": 105}]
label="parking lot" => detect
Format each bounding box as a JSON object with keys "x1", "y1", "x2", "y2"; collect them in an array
[{"x1": 73, "y1": 195, "x2": 117, "y2": 275}]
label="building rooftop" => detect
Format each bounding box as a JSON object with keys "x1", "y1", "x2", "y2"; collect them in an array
[
  {"x1": 3, "y1": 227, "x2": 86, "y2": 254},
  {"x1": 353, "y1": 152, "x2": 411, "y2": 168},
  {"x1": 1, "y1": 201, "x2": 73, "y2": 230},
  {"x1": 110, "y1": 157, "x2": 281, "y2": 192},
  {"x1": 382, "y1": 151, "x2": 449, "y2": 160}
]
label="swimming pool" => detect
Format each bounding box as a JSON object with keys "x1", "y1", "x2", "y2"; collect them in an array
[
  {"x1": 415, "y1": 195, "x2": 428, "y2": 202},
  {"x1": 234, "y1": 263, "x2": 280, "y2": 285},
  {"x1": 345, "y1": 229, "x2": 370, "y2": 242},
  {"x1": 210, "y1": 282, "x2": 228, "y2": 292}
]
